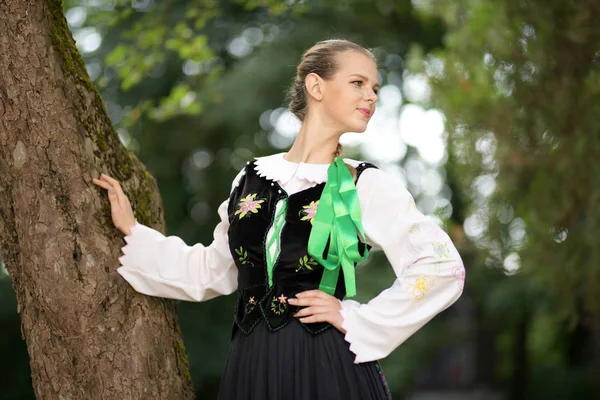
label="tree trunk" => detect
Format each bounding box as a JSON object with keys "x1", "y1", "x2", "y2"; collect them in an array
[{"x1": 0, "y1": 0, "x2": 194, "y2": 398}]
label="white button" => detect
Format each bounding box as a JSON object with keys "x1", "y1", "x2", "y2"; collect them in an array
[
  {"x1": 278, "y1": 190, "x2": 281, "y2": 193},
  {"x1": 246, "y1": 161, "x2": 250, "y2": 165},
  {"x1": 271, "y1": 182, "x2": 274, "y2": 186}
]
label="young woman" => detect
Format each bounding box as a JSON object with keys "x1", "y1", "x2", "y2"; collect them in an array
[{"x1": 93, "y1": 39, "x2": 465, "y2": 400}]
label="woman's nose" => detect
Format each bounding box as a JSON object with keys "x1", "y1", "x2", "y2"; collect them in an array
[{"x1": 366, "y1": 91, "x2": 378, "y2": 103}]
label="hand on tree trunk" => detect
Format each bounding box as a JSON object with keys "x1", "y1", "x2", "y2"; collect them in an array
[{"x1": 93, "y1": 174, "x2": 137, "y2": 236}]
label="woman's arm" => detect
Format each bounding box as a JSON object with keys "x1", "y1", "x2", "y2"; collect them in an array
[
  {"x1": 339, "y1": 167, "x2": 465, "y2": 363},
  {"x1": 116, "y1": 168, "x2": 246, "y2": 302}
]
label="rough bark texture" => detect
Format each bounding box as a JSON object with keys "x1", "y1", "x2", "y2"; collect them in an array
[{"x1": 0, "y1": 0, "x2": 195, "y2": 398}]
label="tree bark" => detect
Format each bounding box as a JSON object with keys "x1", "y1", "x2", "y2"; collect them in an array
[{"x1": 0, "y1": 0, "x2": 194, "y2": 398}]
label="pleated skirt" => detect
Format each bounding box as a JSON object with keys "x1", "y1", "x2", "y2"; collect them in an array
[{"x1": 218, "y1": 319, "x2": 392, "y2": 400}]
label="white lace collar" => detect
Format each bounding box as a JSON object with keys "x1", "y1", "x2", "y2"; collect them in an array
[{"x1": 253, "y1": 152, "x2": 362, "y2": 185}]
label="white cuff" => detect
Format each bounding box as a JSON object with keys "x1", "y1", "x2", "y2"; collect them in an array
[{"x1": 339, "y1": 299, "x2": 369, "y2": 364}]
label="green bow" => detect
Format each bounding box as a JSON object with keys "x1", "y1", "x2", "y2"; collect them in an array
[{"x1": 307, "y1": 156, "x2": 369, "y2": 298}]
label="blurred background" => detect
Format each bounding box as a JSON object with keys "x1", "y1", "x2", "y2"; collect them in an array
[{"x1": 2, "y1": 0, "x2": 599, "y2": 398}]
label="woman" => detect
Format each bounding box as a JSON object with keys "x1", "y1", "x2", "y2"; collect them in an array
[{"x1": 93, "y1": 39, "x2": 465, "y2": 400}]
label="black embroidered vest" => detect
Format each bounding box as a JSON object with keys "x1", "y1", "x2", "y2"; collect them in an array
[{"x1": 227, "y1": 160, "x2": 378, "y2": 338}]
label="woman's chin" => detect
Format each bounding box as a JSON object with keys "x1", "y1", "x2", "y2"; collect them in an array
[{"x1": 347, "y1": 123, "x2": 369, "y2": 133}]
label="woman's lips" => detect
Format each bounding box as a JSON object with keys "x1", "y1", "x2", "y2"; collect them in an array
[{"x1": 358, "y1": 108, "x2": 371, "y2": 117}]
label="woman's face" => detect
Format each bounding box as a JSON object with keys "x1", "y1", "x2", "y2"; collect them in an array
[{"x1": 319, "y1": 50, "x2": 379, "y2": 133}]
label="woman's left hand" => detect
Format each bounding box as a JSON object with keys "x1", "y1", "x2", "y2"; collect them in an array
[{"x1": 288, "y1": 290, "x2": 346, "y2": 334}]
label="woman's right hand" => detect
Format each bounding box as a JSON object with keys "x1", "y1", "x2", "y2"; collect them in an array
[{"x1": 92, "y1": 174, "x2": 136, "y2": 236}]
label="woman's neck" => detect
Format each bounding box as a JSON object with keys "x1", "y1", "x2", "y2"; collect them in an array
[{"x1": 285, "y1": 113, "x2": 341, "y2": 164}]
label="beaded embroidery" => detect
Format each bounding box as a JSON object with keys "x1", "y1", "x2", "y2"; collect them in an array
[{"x1": 235, "y1": 193, "x2": 265, "y2": 219}]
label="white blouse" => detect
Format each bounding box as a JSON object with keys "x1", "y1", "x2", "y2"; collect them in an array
[{"x1": 117, "y1": 152, "x2": 465, "y2": 364}]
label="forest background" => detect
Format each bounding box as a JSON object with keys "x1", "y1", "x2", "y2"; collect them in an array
[{"x1": 1, "y1": 0, "x2": 599, "y2": 398}]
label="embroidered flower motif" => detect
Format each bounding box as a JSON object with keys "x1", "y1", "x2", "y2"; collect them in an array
[
  {"x1": 244, "y1": 296, "x2": 257, "y2": 314},
  {"x1": 407, "y1": 275, "x2": 434, "y2": 302},
  {"x1": 432, "y1": 241, "x2": 451, "y2": 259},
  {"x1": 235, "y1": 246, "x2": 254, "y2": 267},
  {"x1": 235, "y1": 193, "x2": 265, "y2": 219},
  {"x1": 407, "y1": 223, "x2": 431, "y2": 255},
  {"x1": 453, "y1": 265, "x2": 466, "y2": 290},
  {"x1": 296, "y1": 255, "x2": 318, "y2": 272},
  {"x1": 299, "y1": 200, "x2": 319, "y2": 224},
  {"x1": 270, "y1": 294, "x2": 288, "y2": 315},
  {"x1": 409, "y1": 224, "x2": 420, "y2": 235}
]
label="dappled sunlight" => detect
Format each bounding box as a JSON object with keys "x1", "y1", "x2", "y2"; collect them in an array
[
  {"x1": 65, "y1": 6, "x2": 87, "y2": 28},
  {"x1": 2, "y1": 0, "x2": 597, "y2": 397},
  {"x1": 402, "y1": 72, "x2": 431, "y2": 104},
  {"x1": 73, "y1": 27, "x2": 102, "y2": 53},
  {"x1": 399, "y1": 104, "x2": 446, "y2": 165},
  {"x1": 464, "y1": 209, "x2": 488, "y2": 239},
  {"x1": 503, "y1": 252, "x2": 521, "y2": 275}
]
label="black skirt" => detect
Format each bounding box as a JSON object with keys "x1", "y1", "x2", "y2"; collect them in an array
[{"x1": 218, "y1": 319, "x2": 392, "y2": 400}]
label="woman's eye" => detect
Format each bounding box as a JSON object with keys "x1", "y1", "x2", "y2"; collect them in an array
[{"x1": 352, "y1": 80, "x2": 363, "y2": 86}]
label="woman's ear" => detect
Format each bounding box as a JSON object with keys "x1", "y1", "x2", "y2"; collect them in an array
[{"x1": 305, "y1": 73, "x2": 323, "y2": 101}]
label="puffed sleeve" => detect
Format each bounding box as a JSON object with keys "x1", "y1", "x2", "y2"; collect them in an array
[
  {"x1": 116, "y1": 168, "x2": 246, "y2": 302},
  {"x1": 339, "y1": 167, "x2": 465, "y2": 363}
]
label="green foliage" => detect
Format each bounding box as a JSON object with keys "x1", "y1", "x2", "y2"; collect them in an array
[
  {"x1": 7, "y1": 0, "x2": 600, "y2": 396},
  {"x1": 412, "y1": 0, "x2": 600, "y2": 328},
  {"x1": 94, "y1": 0, "x2": 299, "y2": 124}
]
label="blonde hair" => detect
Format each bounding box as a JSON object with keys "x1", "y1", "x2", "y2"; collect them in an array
[{"x1": 287, "y1": 39, "x2": 376, "y2": 159}]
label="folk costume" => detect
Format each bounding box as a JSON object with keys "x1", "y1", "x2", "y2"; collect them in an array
[{"x1": 117, "y1": 152, "x2": 465, "y2": 400}]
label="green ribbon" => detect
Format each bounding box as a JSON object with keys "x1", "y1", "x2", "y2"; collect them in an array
[
  {"x1": 266, "y1": 199, "x2": 288, "y2": 288},
  {"x1": 307, "y1": 157, "x2": 369, "y2": 298}
]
